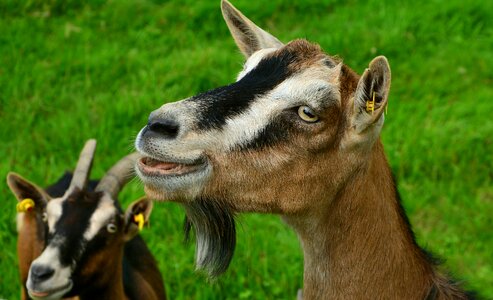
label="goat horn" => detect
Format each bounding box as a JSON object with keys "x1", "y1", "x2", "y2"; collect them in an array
[
  {"x1": 69, "y1": 139, "x2": 97, "y2": 191},
  {"x1": 95, "y1": 152, "x2": 140, "y2": 198}
]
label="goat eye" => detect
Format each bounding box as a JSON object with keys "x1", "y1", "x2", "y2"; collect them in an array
[
  {"x1": 42, "y1": 212, "x2": 48, "y2": 222},
  {"x1": 297, "y1": 106, "x2": 319, "y2": 123},
  {"x1": 106, "y1": 223, "x2": 117, "y2": 233}
]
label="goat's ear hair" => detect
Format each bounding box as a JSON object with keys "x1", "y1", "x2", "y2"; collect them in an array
[
  {"x1": 6, "y1": 172, "x2": 51, "y2": 207},
  {"x1": 123, "y1": 197, "x2": 153, "y2": 241},
  {"x1": 221, "y1": 0, "x2": 283, "y2": 58},
  {"x1": 352, "y1": 56, "x2": 391, "y2": 133}
]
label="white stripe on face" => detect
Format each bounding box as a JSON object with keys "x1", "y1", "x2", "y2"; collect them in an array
[
  {"x1": 83, "y1": 193, "x2": 117, "y2": 241},
  {"x1": 31, "y1": 243, "x2": 65, "y2": 268},
  {"x1": 28, "y1": 244, "x2": 73, "y2": 290},
  {"x1": 46, "y1": 198, "x2": 64, "y2": 234},
  {"x1": 200, "y1": 68, "x2": 339, "y2": 152}
]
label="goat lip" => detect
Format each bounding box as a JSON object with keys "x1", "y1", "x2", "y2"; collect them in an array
[
  {"x1": 30, "y1": 291, "x2": 49, "y2": 297},
  {"x1": 138, "y1": 157, "x2": 206, "y2": 177},
  {"x1": 28, "y1": 281, "x2": 72, "y2": 299}
]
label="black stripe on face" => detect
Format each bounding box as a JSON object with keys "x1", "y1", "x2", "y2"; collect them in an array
[
  {"x1": 191, "y1": 49, "x2": 299, "y2": 130},
  {"x1": 50, "y1": 190, "x2": 103, "y2": 267}
]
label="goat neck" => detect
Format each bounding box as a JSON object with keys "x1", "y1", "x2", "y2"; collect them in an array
[{"x1": 284, "y1": 141, "x2": 435, "y2": 299}]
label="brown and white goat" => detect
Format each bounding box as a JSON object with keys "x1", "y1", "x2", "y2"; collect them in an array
[
  {"x1": 134, "y1": 1, "x2": 474, "y2": 299},
  {"x1": 7, "y1": 140, "x2": 166, "y2": 300}
]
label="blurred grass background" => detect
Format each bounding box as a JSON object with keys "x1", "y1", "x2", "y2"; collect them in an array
[{"x1": 0, "y1": 0, "x2": 492, "y2": 298}]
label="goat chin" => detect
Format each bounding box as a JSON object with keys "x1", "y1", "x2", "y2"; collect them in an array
[{"x1": 182, "y1": 198, "x2": 236, "y2": 278}]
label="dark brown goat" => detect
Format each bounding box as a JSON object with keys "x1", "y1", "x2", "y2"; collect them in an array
[
  {"x1": 12, "y1": 172, "x2": 86, "y2": 300},
  {"x1": 8, "y1": 140, "x2": 166, "y2": 300}
]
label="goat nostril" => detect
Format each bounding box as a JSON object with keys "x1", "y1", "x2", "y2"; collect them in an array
[
  {"x1": 31, "y1": 265, "x2": 55, "y2": 281},
  {"x1": 147, "y1": 119, "x2": 179, "y2": 138}
]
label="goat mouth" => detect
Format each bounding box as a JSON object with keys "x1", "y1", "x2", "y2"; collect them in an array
[
  {"x1": 28, "y1": 281, "x2": 72, "y2": 300},
  {"x1": 138, "y1": 156, "x2": 207, "y2": 177}
]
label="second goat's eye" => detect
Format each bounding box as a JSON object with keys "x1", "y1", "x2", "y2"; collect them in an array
[
  {"x1": 42, "y1": 212, "x2": 48, "y2": 222},
  {"x1": 297, "y1": 106, "x2": 319, "y2": 123},
  {"x1": 106, "y1": 223, "x2": 117, "y2": 233}
]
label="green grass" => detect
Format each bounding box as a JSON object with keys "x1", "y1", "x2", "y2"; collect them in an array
[{"x1": 1, "y1": 0, "x2": 492, "y2": 298}]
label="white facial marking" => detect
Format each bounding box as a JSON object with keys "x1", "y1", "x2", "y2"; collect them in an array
[
  {"x1": 31, "y1": 244, "x2": 65, "y2": 268},
  {"x1": 201, "y1": 69, "x2": 339, "y2": 152},
  {"x1": 27, "y1": 245, "x2": 73, "y2": 300},
  {"x1": 46, "y1": 198, "x2": 64, "y2": 233},
  {"x1": 236, "y1": 48, "x2": 277, "y2": 81},
  {"x1": 83, "y1": 193, "x2": 117, "y2": 241}
]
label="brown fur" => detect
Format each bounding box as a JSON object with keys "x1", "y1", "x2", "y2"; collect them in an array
[
  {"x1": 73, "y1": 228, "x2": 165, "y2": 300},
  {"x1": 142, "y1": 41, "x2": 471, "y2": 300},
  {"x1": 17, "y1": 214, "x2": 43, "y2": 300},
  {"x1": 76, "y1": 237, "x2": 126, "y2": 299},
  {"x1": 202, "y1": 48, "x2": 466, "y2": 300},
  {"x1": 206, "y1": 57, "x2": 468, "y2": 296},
  {"x1": 138, "y1": 1, "x2": 474, "y2": 298},
  {"x1": 201, "y1": 116, "x2": 471, "y2": 299},
  {"x1": 56, "y1": 193, "x2": 166, "y2": 300},
  {"x1": 287, "y1": 141, "x2": 436, "y2": 299},
  {"x1": 274, "y1": 40, "x2": 328, "y2": 72}
]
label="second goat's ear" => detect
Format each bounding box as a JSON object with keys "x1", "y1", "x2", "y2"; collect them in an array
[
  {"x1": 7, "y1": 172, "x2": 51, "y2": 211},
  {"x1": 123, "y1": 197, "x2": 153, "y2": 241}
]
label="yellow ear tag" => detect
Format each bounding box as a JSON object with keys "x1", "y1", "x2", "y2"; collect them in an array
[
  {"x1": 17, "y1": 198, "x2": 35, "y2": 213},
  {"x1": 133, "y1": 213, "x2": 145, "y2": 231},
  {"x1": 366, "y1": 91, "x2": 375, "y2": 114}
]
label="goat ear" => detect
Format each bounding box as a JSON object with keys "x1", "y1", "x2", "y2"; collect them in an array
[
  {"x1": 123, "y1": 197, "x2": 153, "y2": 241},
  {"x1": 351, "y1": 56, "x2": 391, "y2": 134},
  {"x1": 221, "y1": 0, "x2": 283, "y2": 58},
  {"x1": 6, "y1": 172, "x2": 51, "y2": 209}
]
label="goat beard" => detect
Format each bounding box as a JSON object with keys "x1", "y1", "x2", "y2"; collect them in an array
[{"x1": 182, "y1": 198, "x2": 236, "y2": 278}]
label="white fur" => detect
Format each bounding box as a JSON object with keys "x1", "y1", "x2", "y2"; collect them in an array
[
  {"x1": 27, "y1": 245, "x2": 73, "y2": 300},
  {"x1": 83, "y1": 193, "x2": 117, "y2": 241},
  {"x1": 46, "y1": 198, "x2": 63, "y2": 234},
  {"x1": 203, "y1": 70, "x2": 338, "y2": 152}
]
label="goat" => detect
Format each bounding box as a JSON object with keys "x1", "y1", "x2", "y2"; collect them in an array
[
  {"x1": 10, "y1": 171, "x2": 95, "y2": 300},
  {"x1": 7, "y1": 140, "x2": 166, "y2": 300},
  {"x1": 134, "y1": 1, "x2": 475, "y2": 299}
]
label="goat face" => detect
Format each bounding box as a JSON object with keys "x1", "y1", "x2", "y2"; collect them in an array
[
  {"x1": 8, "y1": 174, "x2": 152, "y2": 299},
  {"x1": 136, "y1": 41, "x2": 345, "y2": 213},
  {"x1": 135, "y1": 0, "x2": 391, "y2": 215},
  {"x1": 22, "y1": 188, "x2": 150, "y2": 300},
  {"x1": 7, "y1": 142, "x2": 149, "y2": 300}
]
